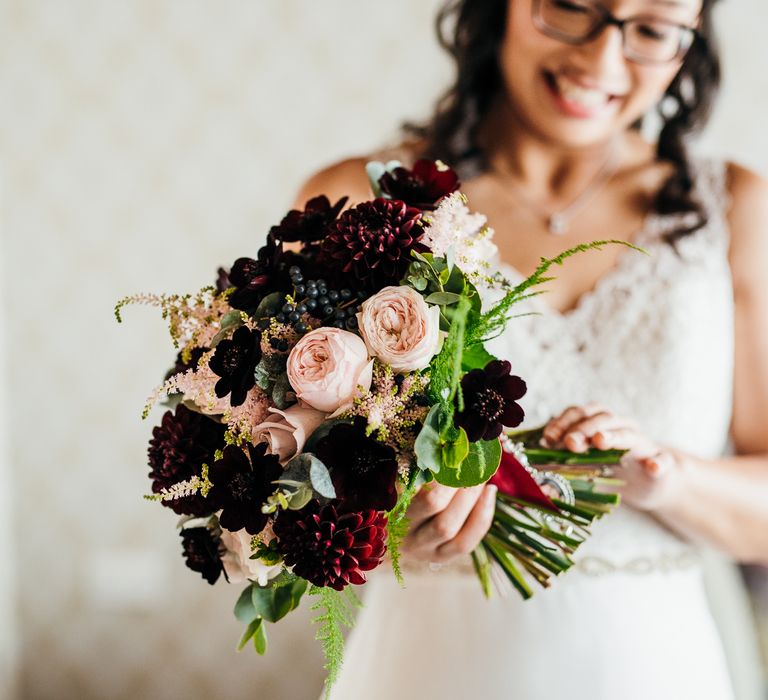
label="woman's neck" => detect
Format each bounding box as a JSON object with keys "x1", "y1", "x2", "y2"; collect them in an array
[{"x1": 479, "y1": 97, "x2": 631, "y2": 203}]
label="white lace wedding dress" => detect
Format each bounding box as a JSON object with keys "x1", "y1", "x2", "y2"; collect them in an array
[{"x1": 329, "y1": 159, "x2": 749, "y2": 700}]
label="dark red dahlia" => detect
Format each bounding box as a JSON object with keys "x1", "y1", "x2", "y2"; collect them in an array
[
  {"x1": 455, "y1": 360, "x2": 527, "y2": 442},
  {"x1": 273, "y1": 501, "x2": 387, "y2": 590},
  {"x1": 321, "y1": 198, "x2": 427, "y2": 292},
  {"x1": 378, "y1": 159, "x2": 460, "y2": 210},
  {"x1": 148, "y1": 404, "x2": 225, "y2": 516},
  {"x1": 180, "y1": 526, "x2": 224, "y2": 585},
  {"x1": 207, "y1": 443, "x2": 283, "y2": 535},
  {"x1": 208, "y1": 326, "x2": 261, "y2": 407},
  {"x1": 314, "y1": 419, "x2": 399, "y2": 512},
  {"x1": 269, "y1": 195, "x2": 348, "y2": 244}
]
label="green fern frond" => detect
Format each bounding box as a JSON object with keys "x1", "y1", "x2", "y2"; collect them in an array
[
  {"x1": 428, "y1": 295, "x2": 471, "y2": 413},
  {"x1": 309, "y1": 585, "x2": 360, "y2": 699},
  {"x1": 467, "y1": 240, "x2": 646, "y2": 345},
  {"x1": 386, "y1": 470, "x2": 419, "y2": 585}
]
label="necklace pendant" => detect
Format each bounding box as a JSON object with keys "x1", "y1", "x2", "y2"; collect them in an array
[{"x1": 548, "y1": 213, "x2": 568, "y2": 235}]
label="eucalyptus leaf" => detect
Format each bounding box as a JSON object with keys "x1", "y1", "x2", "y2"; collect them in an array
[
  {"x1": 271, "y1": 372, "x2": 294, "y2": 409},
  {"x1": 434, "y1": 437, "x2": 502, "y2": 488},
  {"x1": 309, "y1": 455, "x2": 336, "y2": 498},
  {"x1": 254, "y1": 291, "x2": 285, "y2": 319},
  {"x1": 281, "y1": 453, "x2": 336, "y2": 501},
  {"x1": 408, "y1": 275, "x2": 428, "y2": 291},
  {"x1": 413, "y1": 405, "x2": 445, "y2": 473},
  {"x1": 250, "y1": 576, "x2": 308, "y2": 624},
  {"x1": 234, "y1": 585, "x2": 259, "y2": 624},
  {"x1": 425, "y1": 291, "x2": 462, "y2": 306}
]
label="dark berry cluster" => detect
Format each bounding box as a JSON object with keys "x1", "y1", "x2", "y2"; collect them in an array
[{"x1": 274, "y1": 265, "x2": 363, "y2": 333}]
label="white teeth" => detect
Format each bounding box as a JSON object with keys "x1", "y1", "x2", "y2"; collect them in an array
[{"x1": 554, "y1": 75, "x2": 610, "y2": 108}]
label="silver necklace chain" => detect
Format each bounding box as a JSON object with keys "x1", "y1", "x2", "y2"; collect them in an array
[{"x1": 498, "y1": 145, "x2": 620, "y2": 236}]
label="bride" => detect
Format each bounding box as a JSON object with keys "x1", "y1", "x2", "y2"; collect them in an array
[{"x1": 293, "y1": 0, "x2": 768, "y2": 697}]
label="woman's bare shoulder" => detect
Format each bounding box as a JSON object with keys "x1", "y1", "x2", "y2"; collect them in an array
[
  {"x1": 291, "y1": 157, "x2": 373, "y2": 209},
  {"x1": 725, "y1": 161, "x2": 768, "y2": 297},
  {"x1": 291, "y1": 139, "x2": 427, "y2": 209}
]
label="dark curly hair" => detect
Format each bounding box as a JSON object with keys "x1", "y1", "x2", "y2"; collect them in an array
[{"x1": 405, "y1": 0, "x2": 721, "y2": 244}]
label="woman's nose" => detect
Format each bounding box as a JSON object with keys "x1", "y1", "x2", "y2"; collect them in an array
[{"x1": 576, "y1": 23, "x2": 627, "y2": 75}]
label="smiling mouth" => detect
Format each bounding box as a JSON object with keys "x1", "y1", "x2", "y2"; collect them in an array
[{"x1": 544, "y1": 71, "x2": 625, "y2": 111}]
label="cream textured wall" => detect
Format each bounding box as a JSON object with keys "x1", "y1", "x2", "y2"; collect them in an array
[{"x1": 0, "y1": 1, "x2": 766, "y2": 699}]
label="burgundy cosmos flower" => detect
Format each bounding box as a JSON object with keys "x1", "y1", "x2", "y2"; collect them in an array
[
  {"x1": 321, "y1": 198, "x2": 427, "y2": 292},
  {"x1": 269, "y1": 195, "x2": 348, "y2": 244},
  {"x1": 209, "y1": 326, "x2": 261, "y2": 407},
  {"x1": 273, "y1": 502, "x2": 387, "y2": 590},
  {"x1": 454, "y1": 360, "x2": 527, "y2": 442},
  {"x1": 378, "y1": 159, "x2": 460, "y2": 210},
  {"x1": 314, "y1": 419, "x2": 399, "y2": 512},
  {"x1": 207, "y1": 443, "x2": 283, "y2": 535},
  {"x1": 148, "y1": 404, "x2": 225, "y2": 517},
  {"x1": 180, "y1": 526, "x2": 224, "y2": 585}
]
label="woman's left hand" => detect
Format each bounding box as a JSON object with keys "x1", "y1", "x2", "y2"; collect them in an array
[{"x1": 541, "y1": 403, "x2": 685, "y2": 512}]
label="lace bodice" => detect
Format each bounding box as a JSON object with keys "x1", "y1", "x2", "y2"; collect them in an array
[{"x1": 483, "y1": 157, "x2": 734, "y2": 562}]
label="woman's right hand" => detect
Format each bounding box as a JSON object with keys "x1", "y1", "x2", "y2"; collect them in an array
[{"x1": 400, "y1": 482, "x2": 497, "y2": 564}]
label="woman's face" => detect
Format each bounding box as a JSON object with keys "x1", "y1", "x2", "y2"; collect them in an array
[{"x1": 499, "y1": 0, "x2": 703, "y2": 148}]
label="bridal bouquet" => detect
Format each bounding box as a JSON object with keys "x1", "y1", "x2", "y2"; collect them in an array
[{"x1": 117, "y1": 158, "x2": 629, "y2": 695}]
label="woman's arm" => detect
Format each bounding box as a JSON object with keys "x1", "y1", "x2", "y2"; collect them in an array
[{"x1": 651, "y1": 163, "x2": 768, "y2": 563}]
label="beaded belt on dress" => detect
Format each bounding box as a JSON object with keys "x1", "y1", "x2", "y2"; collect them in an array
[{"x1": 398, "y1": 549, "x2": 701, "y2": 577}]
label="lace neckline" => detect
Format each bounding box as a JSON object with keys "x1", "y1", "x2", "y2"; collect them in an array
[{"x1": 494, "y1": 209, "x2": 662, "y2": 320}]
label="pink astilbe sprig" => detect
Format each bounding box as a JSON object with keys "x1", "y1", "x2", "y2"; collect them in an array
[
  {"x1": 340, "y1": 362, "x2": 429, "y2": 471},
  {"x1": 115, "y1": 286, "x2": 236, "y2": 353},
  {"x1": 143, "y1": 351, "x2": 270, "y2": 443},
  {"x1": 224, "y1": 389, "x2": 272, "y2": 445},
  {"x1": 144, "y1": 350, "x2": 231, "y2": 418}
]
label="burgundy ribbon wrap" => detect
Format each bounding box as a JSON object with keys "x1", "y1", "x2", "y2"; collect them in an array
[{"x1": 490, "y1": 445, "x2": 560, "y2": 513}]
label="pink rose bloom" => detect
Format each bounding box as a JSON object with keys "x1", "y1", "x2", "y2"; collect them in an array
[
  {"x1": 220, "y1": 526, "x2": 282, "y2": 586},
  {"x1": 286, "y1": 328, "x2": 373, "y2": 413},
  {"x1": 357, "y1": 286, "x2": 441, "y2": 373},
  {"x1": 254, "y1": 404, "x2": 326, "y2": 465}
]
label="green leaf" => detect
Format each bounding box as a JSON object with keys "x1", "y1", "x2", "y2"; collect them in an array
[
  {"x1": 254, "y1": 291, "x2": 286, "y2": 319},
  {"x1": 210, "y1": 310, "x2": 244, "y2": 347},
  {"x1": 234, "y1": 585, "x2": 258, "y2": 624},
  {"x1": 425, "y1": 291, "x2": 462, "y2": 306},
  {"x1": 251, "y1": 576, "x2": 308, "y2": 623},
  {"x1": 413, "y1": 405, "x2": 444, "y2": 472},
  {"x1": 281, "y1": 453, "x2": 337, "y2": 500},
  {"x1": 237, "y1": 616, "x2": 263, "y2": 652},
  {"x1": 434, "y1": 437, "x2": 501, "y2": 487},
  {"x1": 441, "y1": 427, "x2": 469, "y2": 469},
  {"x1": 461, "y1": 344, "x2": 497, "y2": 372},
  {"x1": 253, "y1": 618, "x2": 268, "y2": 655},
  {"x1": 271, "y1": 372, "x2": 294, "y2": 409}
]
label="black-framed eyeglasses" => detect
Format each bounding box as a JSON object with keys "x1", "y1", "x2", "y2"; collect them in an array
[{"x1": 532, "y1": 0, "x2": 699, "y2": 65}]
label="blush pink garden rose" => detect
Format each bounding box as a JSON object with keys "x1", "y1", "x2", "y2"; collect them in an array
[
  {"x1": 356, "y1": 285, "x2": 441, "y2": 373},
  {"x1": 253, "y1": 404, "x2": 326, "y2": 465},
  {"x1": 220, "y1": 526, "x2": 282, "y2": 586},
  {"x1": 286, "y1": 328, "x2": 373, "y2": 413}
]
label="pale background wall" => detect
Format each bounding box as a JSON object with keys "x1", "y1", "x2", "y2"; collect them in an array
[{"x1": 0, "y1": 1, "x2": 766, "y2": 699}]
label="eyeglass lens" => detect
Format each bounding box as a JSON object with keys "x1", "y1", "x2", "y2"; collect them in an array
[{"x1": 535, "y1": 0, "x2": 693, "y2": 63}]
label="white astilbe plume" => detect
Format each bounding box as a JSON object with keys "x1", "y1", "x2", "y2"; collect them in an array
[{"x1": 421, "y1": 192, "x2": 498, "y2": 284}]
